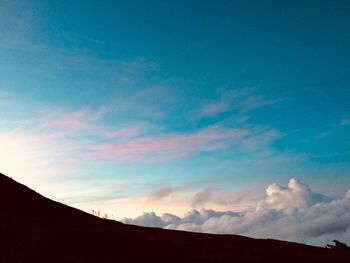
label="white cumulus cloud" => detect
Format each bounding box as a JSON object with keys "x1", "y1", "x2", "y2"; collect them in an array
[{"x1": 121, "y1": 178, "x2": 350, "y2": 246}]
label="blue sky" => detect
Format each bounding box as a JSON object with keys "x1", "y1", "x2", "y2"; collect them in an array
[{"x1": 0, "y1": 0, "x2": 349, "y2": 218}]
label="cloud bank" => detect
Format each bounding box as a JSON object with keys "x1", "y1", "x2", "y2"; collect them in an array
[{"x1": 121, "y1": 178, "x2": 350, "y2": 246}]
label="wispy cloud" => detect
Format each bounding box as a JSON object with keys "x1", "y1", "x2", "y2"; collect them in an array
[
  {"x1": 334, "y1": 118, "x2": 350, "y2": 127},
  {"x1": 85, "y1": 125, "x2": 249, "y2": 162},
  {"x1": 241, "y1": 127, "x2": 282, "y2": 151},
  {"x1": 198, "y1": 101, "x2": 231, "y2": 117},
  {"x1": 316, "y1": 117, "x2": 350, "y2": 139},
  {"x1": 149, "y1": 187, "x2": 174, "y2": 201},
  {"x1": 238, "y1": 96, "x2": 284, "y2": 113},
  {"x1": 197, "y1": 88, "x2": 284, "y2": 119},
  {"x1": 105, "y1": 85, "x2": 178, "y2": 119},
  {"x1": 39, "y1": 107, "x2": 152, "y2": 139},
  {"x1": 1, "y1": 100, "x2": 284, "y2": 183},
  {"x1": 191, "y1": 187, "x2": 217, "y2": 207},
  {"x1": 190, "y1": 186, "x2": 257, "y2": 211},
  {"x1": 41, "y1": 109, "x2": 104, "y2": 132}
]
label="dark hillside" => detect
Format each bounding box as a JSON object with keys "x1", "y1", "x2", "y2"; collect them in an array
[{"x1": 0, "y1": 173, "x2": 348, "y2": 263}]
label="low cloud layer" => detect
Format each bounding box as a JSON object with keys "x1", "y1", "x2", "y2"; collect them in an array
[{"x1": 121, "y1": 178, "x2": 350, "y2": 246}]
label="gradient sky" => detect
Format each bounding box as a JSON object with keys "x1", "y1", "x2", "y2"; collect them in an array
[{"x1": 0, "y1": 0, "x2": 349, "y2": 218}]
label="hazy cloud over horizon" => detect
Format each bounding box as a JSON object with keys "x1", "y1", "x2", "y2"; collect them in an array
[{"x1": 121, "y1": 178, "x2": 350, "y2": 247}]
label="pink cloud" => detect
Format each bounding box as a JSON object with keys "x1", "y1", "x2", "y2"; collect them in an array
[
  {"x1": 40, "y1": 108, "x2": 150, "y2": 140},
  {"x1": 86, "y1": 126, "x2": 249, "y2": 162},
  {"x1": 41, "y1": 108, "x2": 103, "y2": 132},
  {"x1": 1, "y1": 104, "x2": 283, "y2": 181}
]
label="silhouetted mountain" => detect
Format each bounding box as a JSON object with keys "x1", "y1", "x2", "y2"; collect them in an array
[
  {"x1": 0, "y1": 174, "x2": 97, "y2": 222},
  {"x1": 0, "y1": 172, "x2": 348, "y2": 262}
]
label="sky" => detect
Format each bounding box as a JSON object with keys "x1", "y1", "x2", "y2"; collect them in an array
[{"x1": 0, "y1": 0, "x2": 350, "y2": 245}]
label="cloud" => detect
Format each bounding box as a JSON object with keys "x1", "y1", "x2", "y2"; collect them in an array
[
  {"x1": 212, "y1": 192, "x2": 253, "y2": 208},
  {"x1": 41, "y1": 109, "x2": 103, "y2": 132},
  {"x1": 40, "y1": 108, "x2": 151, "y2": 139},
  {"x1": 199, "y1": 101, "x2": 231, "y2": 117},
  {"x1": 149, "y1": 187, "x2": 174, "y2": 201},
  {"x1": 0, "y1": 101, "x2": 283, "y2": 186},
  {"x1": 106, "y1": 86, "x2": 178, "y2": 119},
  {"x1": 191, "y1": 187, "x2": 217, "y2": 207},
  {"x1": 334, "y1": 118, "x2": 350, "y2": 127},
  {"x1": 122, "y1": 212, "x2": 165, "y2": 228},
  {"x1": 121, "y1": 178, "x2": 350, "y2": 246},
  {"x1": 121, "y1": 209, "x2": 239, "y2": 229},
  {"x1": 241, "y1": 127, "x2": 282, "y2": 151},
  {"x1": 256, "y1": 178, "x2": 330, "y2": 212},
  {"x1": 197, "y1": 88, "x2": 284, "y2": 118},
  {"x1": 86, "y1": 125, "x2": 250, "y2": 162},
  {"x1": 238, "y1": 96, "x2": 284, "y2": 113}
]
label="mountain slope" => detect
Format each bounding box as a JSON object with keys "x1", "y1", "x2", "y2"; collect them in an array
[{"x1": 0, "y1": 173, "x2": 348, "y2": 263}]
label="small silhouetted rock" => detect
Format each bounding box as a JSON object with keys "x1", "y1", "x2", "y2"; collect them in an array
[{"x1": 326, "y1": 240, "x2": 350, "y2": 253}]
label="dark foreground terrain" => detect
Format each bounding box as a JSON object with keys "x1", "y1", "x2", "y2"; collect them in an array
[{"x1": 0, "y1": 173, "x2": 349, "y2": 262}]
